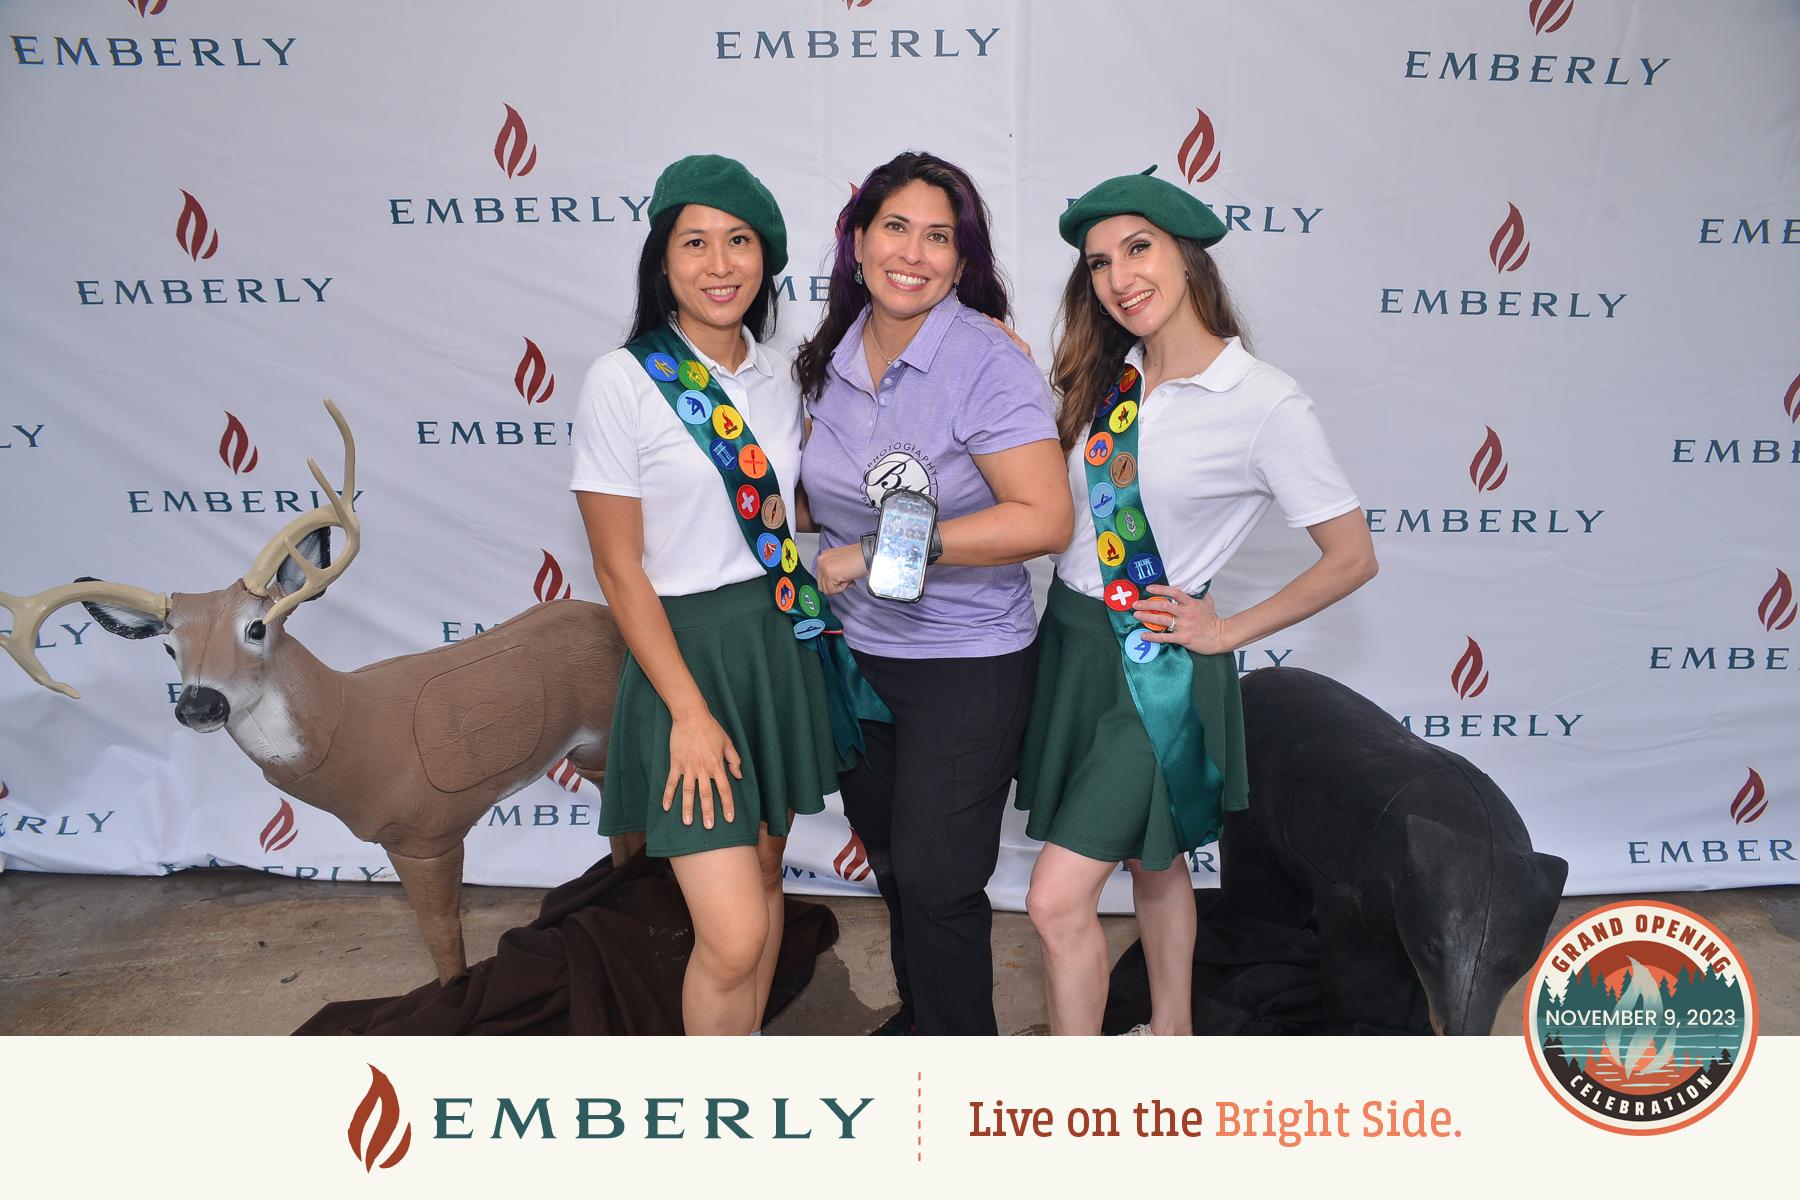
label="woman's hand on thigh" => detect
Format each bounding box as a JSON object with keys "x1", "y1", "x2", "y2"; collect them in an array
[{"x1": 664, "y1": 712, "x2": 742, "y2": 829}]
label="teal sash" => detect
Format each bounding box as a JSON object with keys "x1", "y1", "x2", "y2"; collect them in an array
[
  {"x1": 1080, "y1": 362, "x2": 1225, "y2": 851},
  {"x1": 627, "y1": 326, "x2": 891, "y2": 767}
]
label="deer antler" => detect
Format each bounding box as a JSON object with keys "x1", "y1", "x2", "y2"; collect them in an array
[
  {"x1": 243, "y1": 398, "x2": 361, "y2": 626},
  {"x1": 0, "y1": 580, "x2": 169, "y2": 699}
]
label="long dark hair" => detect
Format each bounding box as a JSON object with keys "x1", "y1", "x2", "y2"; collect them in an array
[
  {"x1": 625, "y1": 206, "x2": 781, "y2": 345},
  {"x1": 1049, "y1": 233, "x2": 1248, "y2": 453},
  {"x1": 794, "y1": 150, "x2": 1010, "y2": 402}
]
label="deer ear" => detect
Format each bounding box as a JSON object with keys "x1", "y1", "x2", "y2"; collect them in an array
[
  {"x1": 73, "y1": 577, "x2": 166, "y2": 640},
  {"x1": 272, "y1": 529, "x2": 332, "y2": 601}
]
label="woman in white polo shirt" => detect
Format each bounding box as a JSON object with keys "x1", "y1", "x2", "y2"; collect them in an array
[
  {"x1": 1017, "y1": 167, "x2": 1379, "y2": 1035},
  {"x1": 570, "y1": 156, "x2": 885, "y2": 1035}
]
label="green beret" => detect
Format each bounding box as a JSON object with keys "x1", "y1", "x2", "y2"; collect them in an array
[
  {"x1": 1058, "y1": 165, "x2": 1227, "y2": 252},
  {"x1": 648, "y1": 154, "x2": 788, "y2": 273}
]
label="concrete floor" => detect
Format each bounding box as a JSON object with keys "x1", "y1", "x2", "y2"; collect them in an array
[{"x1": 1, "y1": 868, "x2": 1795, "y2": 1035}]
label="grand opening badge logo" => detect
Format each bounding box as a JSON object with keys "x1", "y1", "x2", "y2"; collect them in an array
[{"x1": 1524, "y1": 901, "x2": 1757, "y2": 1133}]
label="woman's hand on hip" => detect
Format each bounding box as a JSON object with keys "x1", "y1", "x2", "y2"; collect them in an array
[
  {"x1": 1135, "y1": 585, "x2": 1234, "y2": 655},
  {"x1": 664, "y1": 711, "x2": 742, "y2": 829},
  {"x1": 815, "y1": 541, "x2": 869, "y2": 595}
]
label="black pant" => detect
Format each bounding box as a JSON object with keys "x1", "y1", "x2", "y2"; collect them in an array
[{"x1": 839, "y1": 647, "x2": 1035, "y2": 1035}]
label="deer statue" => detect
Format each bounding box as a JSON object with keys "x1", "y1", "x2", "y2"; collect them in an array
[{"x1": 0, "y1": 400, "x2": 628, "y2": 985}]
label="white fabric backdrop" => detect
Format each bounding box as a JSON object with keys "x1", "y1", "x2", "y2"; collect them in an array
[{"x1": 2, "y1": 0, "x2": 1795, "y2": 912}]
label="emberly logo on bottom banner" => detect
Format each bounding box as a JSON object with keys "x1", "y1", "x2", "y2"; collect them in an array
[{"x1": 348, "y1": 1065, "x2": 874, "y2": 1151}]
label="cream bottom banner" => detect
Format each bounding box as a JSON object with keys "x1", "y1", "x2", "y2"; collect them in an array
[{"x1": 4, "y1": 1037, "x2": 1789, "y2": 1193}]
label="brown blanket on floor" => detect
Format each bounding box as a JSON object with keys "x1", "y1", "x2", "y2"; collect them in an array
[{"x1": 295, "y1": 852, "x2": 838, "y2": 1035}]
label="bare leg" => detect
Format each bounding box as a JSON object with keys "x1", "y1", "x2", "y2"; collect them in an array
[
  {"x1": 1125, "y1": 857, "x2": 1196, "y2": 1035},
  {"x1": 1025, "y1": 844, "x2": 1117, "y2": 1035},
  {"x1": 669, "y1": 844, "x2": 769, "y2": 1035},
  {"x1": 751, "y1": 820, "x2": 789, "y2": 1030},
  {"x1": 386, "y1": 844, "x2": 468, "y2": 985}
]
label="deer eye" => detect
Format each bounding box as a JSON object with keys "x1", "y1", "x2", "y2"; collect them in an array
[
  {"x1": 164, "y1": 643, "x2": 176, "y2": 659},
  {"x1": 246, "y1": 620, "x2": 267, "y2": 643}
]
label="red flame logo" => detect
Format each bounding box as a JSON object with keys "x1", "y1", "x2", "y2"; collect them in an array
[
  {"x1": 1450, "y1": 636, "x2": 1490, "y2": 700},
  {"x1": 1176, "y1": 108, "x2": 1222, "y2": 185},
  {"x1": 1488, "y1": 203, "x2": 1531, "y2": 274},
  {"x1": 534, "y1": 549, "x2": 572, "y2": 602},
  {"x1": 546, "y1": 757, "x2": 583, "y2": 793},
  {"x1": 218, "y1": 411, "x2": 260, "y2": 475},
  {"x1": 130, "y1": 0, "x2": 169, "y2": 16},
  {"x1": 833, "y1": 831, "x2": 873, "y2": 882},
  {"x1": 1528, "y1": 0, "x2": 1574, "y2": 35},
  {"x1": 1759, "y1": 569, "x2": 1796, "y2": 632},
  {"x1": 258, "y1": 798, "x2": 298, "y2": 853},
  {"x1": 1730, "y1": 768, "x2": 1768, "y2": 825},
  {"x1": 348, "y1": 1065, "x2": 413, "y2": 1172},
  {"x1": 494, "y1": 104, "x2": 538, "y2": 178},
  {"x1": 514, "y1": 337, "x2": 556, "y2": 405},
  {"x1": 1784, "y1": 372, "x2": 1799, "y2": 423},
  {"x1": 1468, "y1": 426, "x2": 1509, "y2": 492},
  {"x1": 176, "y1": 190, "x2": 219, "y2": 261}
]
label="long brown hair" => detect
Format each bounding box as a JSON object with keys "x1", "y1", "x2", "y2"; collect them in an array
[{"x1": 1049, "y1": 234, "x2": 1248, "y2": 453}]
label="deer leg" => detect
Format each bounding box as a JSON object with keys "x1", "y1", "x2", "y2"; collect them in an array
[{"x1": 386, "y1": 844, "x2": 468, "y2": 985}]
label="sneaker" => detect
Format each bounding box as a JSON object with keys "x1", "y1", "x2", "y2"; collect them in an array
[
  {"x1": 1122, "y1": 1023, "x2": 1153, "y2": 1036},
  {"x1": 869, "y1": 1007, "x2": 915, "y2": 1036}
]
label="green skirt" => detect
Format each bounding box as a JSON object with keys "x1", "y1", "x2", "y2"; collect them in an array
[
  {"x1": 602, "y1": 576, "x2": 835, "y2": 858},
  {"x1": 1015, "y1": 578, "x2": 1249, "y2": 871}
]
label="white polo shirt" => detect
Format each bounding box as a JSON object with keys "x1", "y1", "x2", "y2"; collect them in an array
[
  {"x1": 570, "y1": 324, "x2": 803, "y2": 598},
  {"x1": 1054, "y1": 338, "x2": 1360, "y2": 600}
]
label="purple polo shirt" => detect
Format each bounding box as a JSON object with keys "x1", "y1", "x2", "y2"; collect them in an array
[{"x1": 800, "y1": 294, "x2": 1058, "y2": 658}]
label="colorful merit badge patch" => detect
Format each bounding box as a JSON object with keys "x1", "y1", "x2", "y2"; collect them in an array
[
  {"x1": 643, "y1": 352, "x2": 680, "y2": 382},
  {"x1": 678, "y1": 359, "x2": 711, "y2": 390},
  {"x1": 1123, "y1": 628, "x2": 1159, "y2": 663},
  {"x1": 1085, "y1": 431, "x2": 1113, "y2": 466},
  {"x1": 1108, "y1": 400, "x2": 1139, "y2": 434},
  {"x1": 736, "y1": 484, "x2": 761, "y2": 519},
  {"x1": 1096, "y1": 531, "x2": 1126, "y2": 569},
  {"x1": 1103, "y1": 579, "x2": 1139, "y2": 612},
  {"x1": 712, "y1": 404, "x2": 745, "y2": 440},
  {"x1": 756, "y1": 533, "x2": 782, "y2": 567},
  {"x1": 738, "y1": 443, "x2": 769, "y2": 479},
  {"x1": 677, "y1": 390, "x2": 713, "y2": 424},
  {"x1": 1109, "y1": 451, "x2": 1138, "y2": 488},
  {"x1": 1524, "y1": 900, "x2": 1757, "y2": 1134}
]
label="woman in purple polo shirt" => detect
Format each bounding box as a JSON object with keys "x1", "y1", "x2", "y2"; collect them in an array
[{"x1": 796, "y1": 151, "x2": 1074, "y2": 1036}]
